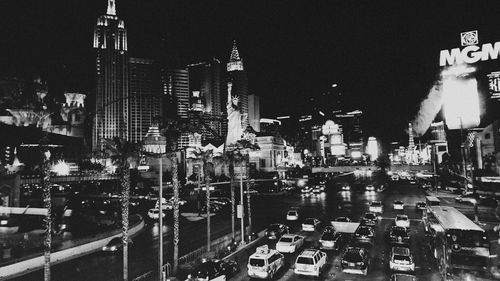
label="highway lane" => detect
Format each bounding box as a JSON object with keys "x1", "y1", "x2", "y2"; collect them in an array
[{"x1": 225, "y1": 181, "x2": 445, "y2": 281}]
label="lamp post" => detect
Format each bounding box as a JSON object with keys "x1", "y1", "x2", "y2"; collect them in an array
[{"x1": 142, "y1": 125, "x2": 167, "y2": 281}]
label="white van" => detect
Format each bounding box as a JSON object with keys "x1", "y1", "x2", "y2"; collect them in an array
[
  {"x1": 294, "y1": 249, "x2": 327, "y2": 277},
  {"x1": 247, "y1": 245, "x2": 285, "y2": 279}
]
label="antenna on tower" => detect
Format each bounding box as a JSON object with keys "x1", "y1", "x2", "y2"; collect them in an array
[{"x1": 107, "y1": 0, "x2": 116, "y2": 16}]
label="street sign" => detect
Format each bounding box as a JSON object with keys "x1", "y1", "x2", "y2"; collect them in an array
[{"x1": 237, "y1": 204, "x2": 243, "y2": 218}]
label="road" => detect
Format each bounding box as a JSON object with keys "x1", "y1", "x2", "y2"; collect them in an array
[{"x1": 225, "y1": 180, "x2": 445, "y2": 281}]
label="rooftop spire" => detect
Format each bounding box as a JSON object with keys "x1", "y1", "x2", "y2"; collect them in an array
[
  {"x1": 229, "y1": 40, "x2": 241, "y2": 62},
  {"x1": 107, "y1": 0, "x2": 116, "y2": 16}
]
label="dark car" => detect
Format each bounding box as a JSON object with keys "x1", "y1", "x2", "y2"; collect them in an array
[
  {"x1": 265, "y1": 223, "x2": 290, "y2": 240},
  {"x1": 341, "y1": 247, "x2": 370, "y2": 275},
  {"x1": 354, "y1": 226, "x2": 375, "y2": 244},
  {"x1": 388, "y1": 226, "x2": 410, "y2": 245},
  {"x1": 102, "y1": 237, "x2": 133, "y2": 252},
  {"x1": 187, "y1": 259, "x2": 239, "y2": 281},
  {"x1": 319, "y1": 231, "x2": 346, "y2": 250},
  {"x1": 199, "y1": 203, "x2": 222, "y2": 214},
  {"x1": 415, "y1": 201, "x2": 427, "y2": 210},
  {"x1": 361, "y1": 212, "x2": 378, "y2": 227}
]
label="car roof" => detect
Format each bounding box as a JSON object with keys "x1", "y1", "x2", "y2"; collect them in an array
[
  {"x1": 281, "y1": 234, "x2": 298, "y2": 238},
  {"x1": 392, "y1": 247, "x2": 410, "y2": 255},
  {"x1": 298, "y1": 249, "x2": 319, "y2": 257}
]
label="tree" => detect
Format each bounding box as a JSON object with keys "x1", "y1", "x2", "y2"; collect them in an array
[
  {"x1": 40, "y1": 136, "x2": 52, "y2": 281},
  {"x1": 103, "y1": 137, "x2": 138, "y2": 281}
]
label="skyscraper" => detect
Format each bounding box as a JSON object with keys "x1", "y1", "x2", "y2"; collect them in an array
[
  {"x1": 227, "y1": 41, "x2": 249, "y2": 129},
  {"x1": 129, "y1": 57, "x2": 161, "y2": 144},
  {"x1": 188, "y1": 58, "x2": 222, "y2": 116},
  {"x1": 248, "y1": 94, "x2": 260, "y2": 132},
  {"x1": 93, "y1": 0, "x2": 129, "y2": 150},
  {"x1": 161, "y1": 68, "x2": 189, "y2": 120}
]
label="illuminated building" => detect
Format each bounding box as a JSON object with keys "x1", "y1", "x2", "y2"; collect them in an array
[
  {"x1": 367, "y1": 137, "x2": 379, "y2": 160},
  {"x1": 227, "y1": 40, "x2": 249, "y2": 128},
  {"x1": 260, "y1": 118, "x2": 281, "y2": 135},
  {"x1": 161, "y1": 68, "x2": 189, "y2": 120},
  {"x1": 248, "y1": 94, "x2": 260, "y2": 132},
  {"x1": 129, "y1": 57, "x2": 161, "y2": 144},
  {"x1": 430, "y1": 121, "x2": 449, "y2": 164},
  {"x1": 93, "y1": 0, "x2": 129, "y2": 150},
  {"x1": 188, "y1": 58, "x2": 222, "y2": 116}
]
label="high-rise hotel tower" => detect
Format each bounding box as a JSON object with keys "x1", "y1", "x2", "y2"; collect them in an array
[{"x1": 92, "y1": 0, "x2": 129, "y2": 150}]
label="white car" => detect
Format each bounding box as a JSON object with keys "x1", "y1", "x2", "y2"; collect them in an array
[
  {"x1": 294, "y1": 249, "x2": 327, "y2": 277},
  {"x1": 389, "y1": 247, "x2": 415, "y2": 272},
  {"x1": 395, "y1": 215, "x2": 410, "y2": 228},
  {"x1": 302, "y1": 218, "x2": 320, "y2": 231},
  {"x1": 286, "y1": 210, "x2": 299, "y2": 221},
  {"x1": 276, "y1": 234, "x2": 304, "y2": 253},
  {"x1": 148, "y1": 208, "x2": 165, "y2": 220},
  {"x1": 366, "y1": 185, "x2": 375, "y2": 191},
  {"x1": 369, "y1": 201, "x2": 383, "y2": 213},
  {"x1": 393, "y1": 200, "x2": 404, "y2": 210}
]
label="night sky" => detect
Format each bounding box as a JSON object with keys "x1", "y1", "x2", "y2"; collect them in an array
[{"x1": 1, "y1": 0, "x2": 500, "y2": 145}]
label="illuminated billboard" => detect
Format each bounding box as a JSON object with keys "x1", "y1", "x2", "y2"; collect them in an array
[
  {"x1": 487, "y1": 71, "x2": 500, "y2": 100},
  {"x1": 442, "y1": 76, "x2": 480, "y2": 130}
]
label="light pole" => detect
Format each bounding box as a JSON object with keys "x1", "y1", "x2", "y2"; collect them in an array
[
  {"x1": 141, "y1": 125, "x2": 166, "y2": 281},
  {"x1": 239, "y1": 158, "x2": 245, "y2": 245}
]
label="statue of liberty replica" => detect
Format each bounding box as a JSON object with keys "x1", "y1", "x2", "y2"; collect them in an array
[{"x1": 225, "y1": 82, "x2": 247, "y2": 147}]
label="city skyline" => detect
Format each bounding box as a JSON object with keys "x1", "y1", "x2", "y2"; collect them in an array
[{"x1": 1, "y1": 0, "x2": 500, "y2": 144}]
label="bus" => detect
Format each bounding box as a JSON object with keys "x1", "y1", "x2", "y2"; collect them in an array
[{"x1": 425, "y1": 206, "x2": 490, "y2": 280}]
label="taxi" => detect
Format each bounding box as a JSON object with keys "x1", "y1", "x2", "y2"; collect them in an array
[{"x1": 247, "y1": 245, "x2": 285, "y2": 279}]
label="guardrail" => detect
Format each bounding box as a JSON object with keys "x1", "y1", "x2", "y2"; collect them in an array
[{"x1": 132, "y1": 263, "x2": 171, "y2": 281}]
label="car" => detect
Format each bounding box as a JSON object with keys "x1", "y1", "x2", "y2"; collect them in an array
[
  {"x1": 354, "y1": 225, "x2": 375, "y2": 244},
  {"x1": 393, "y1": 200, "x2": 404, "y2": 210},
  {"x1": 389, "y1": 226, "x2": 410, "y2": 245},
  {"x1": 369, "y1": 201, "x2": 383, "y2": 213},
  {"x1": 323, "y1": 225, "x2": 336, "y2": 233},
  {"x1": 389, "y1": 247, "x2": 415, "y2": 272},
  {"x1": 455, "y1": 194, "x2": 478, "y2": 205},
  {"x1": 301, "y1": 186, "x2": 313, "y2": 194},
  {"x1": 167, "y1": 196, "x2": 187, "y2": 206},
  {"x1": 395, "y1": 215, "x2": 410, "y2": 228},
  {"x1": 302, "y1": 218, "x2": 320, "y2": 231},
  {"x1": 247, "y1": 245, "x2": 285, "y2": 279},
  {"x1": 341, "y1": 247, "x2": 370, "y2": 275},
  {"x1": 286, "y1": 210, "x2": 299, "y2": 221},
  {"x1": 365, "y1": 185, "x2": 375, "y2": 191},
  {"x1": 276, "y1": 234, "x2": 304, "y2": 253},
  {"x1": 294, "y1": 249, "x2": 327, "y2": 277},
  {"x1": 391, "y1": 175, "x2": 400, "y2": 181},
  {"x1": 200, "y1": 203, "x2": 222, "y2": 214},
  {"x1": 210, "y1": 197, "x2": 231, "y2": 206},
  {"x1": 102, "y1": 237, "x2": 132, "y2": 252},
  {"x1": 155, "y1": 198, "x2": 173, "y2": 210},
  {"x1": 148, "y1": 208, "x2": 165, "y2": 220},
  {"x1": 415, "y1": 201, "x2": 427, "y2": 210},
  {"x1": 333, "y1": 216, "x2": 351, "y2": 223},
  {"x1": 390, "y1": 273, "x2": 417, "y2": 281},
  {"x1": 341, "y1": 185, "x2": 351, "y2": 191},
  {"x1": 361, "y1": 212, "x2": 378, "y2": 227},
  {"x1": 187, "y1": 259, "x2": 239, "y2": 281},
  {"x1": 319, "y1": 231, "x2": 346, "y2": 250},
  {"x1": 312, "y1": 186, "x2": 323, "y2": 194},
  {"x1": 265, "y1": 223, "x2": 290, "y2": 240}
]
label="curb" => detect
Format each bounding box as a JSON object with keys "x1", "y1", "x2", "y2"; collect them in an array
[
  {"x1": 0, "y1": 215, "x2": 145, "y2": 281},
  {"x1": 222, "y1": 230, "x2": 265, "y2": 261}
]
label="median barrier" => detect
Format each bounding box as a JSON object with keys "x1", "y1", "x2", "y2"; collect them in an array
[{"x1": 0, "y1": 215, "x2": 145, "y2": 280}]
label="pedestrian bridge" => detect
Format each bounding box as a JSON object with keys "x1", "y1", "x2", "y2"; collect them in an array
[
  {"x1": 20, "y1": 173, "x2": 120, "y2": 184},
  {"x1": 312, "y1": 164, "x2": 433, "y2": 174}
]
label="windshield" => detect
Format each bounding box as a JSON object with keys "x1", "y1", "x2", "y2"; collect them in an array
[
  {"x1": 396, "y1": 216, "x2": 408, "y2": 221},
  {"x1": 357, "y1": 227, "x2": 371, "y2": 236},
  {"x1": 364, "y1": 213, "x2": 376, "y2": 219},
  {"x1": 296, "y1": 257, "x2": 314, "y2": 265},
  {"x1": 446, "y1": 229, "x2": 489, "y2": 248},
  {"x1": 393, "y1": 255, "x2": 411, "y2": 262},
  {"x1": 249, "y1": 258, "x2": 265, "y2": 267},
  {"x1": 391, "y1": 227, "x2": 407, "y2": 236},
  {"x1": 371, "y1": 202, "x2": 381, "y2": 207},
  {"x1": 321, "y1": 232, "x2": 336, "y2": 240},
  {"x1": 304, "y1": 219, "x2": 315, "y2": 224},
  {"x1": 288, "y1": 211, "x2": 297, "y2": 216},
  {"x1": 280, "y1": 237, "x2": 293, "y2": 243},
  {"x1": 344, "y1": 251, "x2": 363, "y2": 262}
]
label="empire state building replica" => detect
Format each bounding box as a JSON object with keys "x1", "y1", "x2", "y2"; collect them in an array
[{"x1": 92, "y1": 0, "x2": 129, "y2": 150}]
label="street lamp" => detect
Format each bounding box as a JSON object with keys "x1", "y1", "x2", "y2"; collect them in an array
[{"x1": 141, "y1": 124, "x2": 166, "y2": 281}]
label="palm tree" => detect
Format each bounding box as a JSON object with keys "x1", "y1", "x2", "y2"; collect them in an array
[
  {"x1": 40, "y1": 137, "x2": 52, "y2": 281},
  {"x1": 103, "y1": 137, "x2": 138, "y2": 281}
]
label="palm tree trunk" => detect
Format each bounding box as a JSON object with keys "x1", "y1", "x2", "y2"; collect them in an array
[
  {"x1": 42, "y1": 150, "x2": 51, "y2": 281},
  {"x1": 245, "y1": 154, "x2": 252, "y2": 238},
  {"x1": 172, "y1": 155, "x2": 180, "y2": 275},
  {"x1": 228, "y1": 155, "x2": 235, "y2": 240},
  {"x1": 204, "y1": 161, "x2": 211, "y2": 251},
  {"x1": 120, "y1": 165, "x2": 130, "y2": 281}
]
